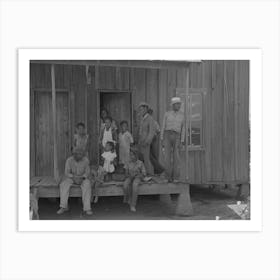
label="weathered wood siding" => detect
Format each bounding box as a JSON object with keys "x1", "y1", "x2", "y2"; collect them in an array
[{"x1": 30, "y1": 61, "x2": 249, "y2": 184}]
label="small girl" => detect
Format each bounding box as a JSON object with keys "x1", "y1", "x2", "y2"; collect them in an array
[
  {"x1": 123, "y1": 150, "x2": 147, "y2": 212},
  {"x1": 73, "y1": 122, "x2": 89, "y2": 157},
  {"x1": 93, "y1": 141, "x2": 116, "y2": 204},
  {"x1": 118, "y1": 120, "x2": 134, "y2": 167},
  {"x1": 101, "y1": 141, "x2": 117, "y2": 181}
]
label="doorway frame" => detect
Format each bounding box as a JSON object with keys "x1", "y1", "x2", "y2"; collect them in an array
[{"x1": 97, "y1": 89, "x2": 134, "y2": 135}]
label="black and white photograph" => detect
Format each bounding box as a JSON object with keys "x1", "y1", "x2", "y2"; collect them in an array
[
  {"x1": 28, "y1": 58, "x2": 250, "y2": 221},
  {"x1": 1, "y1": 1, "x2": 279, "y2": 280}
]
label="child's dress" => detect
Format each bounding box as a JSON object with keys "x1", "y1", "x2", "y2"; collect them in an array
[
  {"x1": 102, "y1": 151, "x2": 117, "y2": 173},
  {"x1": 101, "y1": 128, "x2": 114, "y2": 148},
  {"x1": 119, "y1": 131, "x2": 133, "y2": 166}
]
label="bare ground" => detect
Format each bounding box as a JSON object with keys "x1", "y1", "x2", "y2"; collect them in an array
[{"x1": 38, "y1": 185, "x2": 243, "y2": 220}]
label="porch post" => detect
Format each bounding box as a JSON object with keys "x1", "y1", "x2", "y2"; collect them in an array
[
  {"x1": 51, "y1": 64, "x2": 59, "y2": 181},
  {"x1": 185, "y1": 66, "x2": 190, "y2": 181}
]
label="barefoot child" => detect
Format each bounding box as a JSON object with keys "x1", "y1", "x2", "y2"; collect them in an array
[
  {"x1": 123, "y1": 150, "x2": 147, "y2": 212},
  {"x1": 118, "y1": 120, "x2": 134, "y2": 166},
  {"x1": 94, "y1": 141, "x2": 117, "y2": 203}
]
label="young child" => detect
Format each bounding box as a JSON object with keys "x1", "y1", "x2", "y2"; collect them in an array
[
  {"x1": 118, "y1": 120, "x2": 134, "y2": 167},
  {"x1": 101, "y1": 141, "x2": 117, "y2": 180},
  {"x1": 93, "y1": 141, "x2": 116, "y2": 204},
  {"x1": 73, "y1": 122, "x2": 89, "y2": 157},
  {"x1": 99, "y1": 116, "x2": 117, "y2": 150},
  {"x1": 123, "y1": 150, "x2": 147, "y2": 212}
]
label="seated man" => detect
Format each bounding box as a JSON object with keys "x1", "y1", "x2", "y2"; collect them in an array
[{"x1": 57, "y1": 147, "x2": 93, "y2": 215}]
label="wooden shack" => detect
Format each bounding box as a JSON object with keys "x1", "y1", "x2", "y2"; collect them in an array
[{"x1": 30, "y1": 60, "x2": 249, "y2": 189}]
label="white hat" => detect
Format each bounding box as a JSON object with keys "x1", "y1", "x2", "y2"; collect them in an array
[{"x1": 171, "y1": 97, "x2": 182, "y2": 105}]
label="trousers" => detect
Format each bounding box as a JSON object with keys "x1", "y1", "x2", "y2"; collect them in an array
[
  {"x1": 139, "y1": 144, "x2": 154, "y2": 175},
  {"x1": 123, "y1": 177, "x2": 142, "y2": 207},
  {"x1": 59, "y1": 178, "x2": 92, "y2": 211},
  {"x1": 163, "y1": 130, "x2": 181, "y2": 180}
]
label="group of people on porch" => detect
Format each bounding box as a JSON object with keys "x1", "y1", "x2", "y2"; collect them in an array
[{"x1": 57, "y1": 97, "x2": 185, "y2": 215}]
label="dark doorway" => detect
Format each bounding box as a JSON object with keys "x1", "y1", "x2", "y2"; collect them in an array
[{"x1": 100, "y1": 91, "x2": 132, "y2": 131}]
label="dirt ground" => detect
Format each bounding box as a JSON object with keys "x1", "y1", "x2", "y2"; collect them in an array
[{"x1": 38, "y1": 185, "x2": 244, "y2": 220}]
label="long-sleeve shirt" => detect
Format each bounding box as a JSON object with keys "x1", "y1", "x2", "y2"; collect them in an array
[
  {"x1": 65, "y1": 156, "x2": 90, "y2": 178},
  {"x1": 125, "y1": 159, "x2": 147, "y2": 178},
  {"x1": 139, "y1": 113, "x2": 156, "y2": 145},
  {"x1": 160, "y1": 110, "x2": 185, "y2": 142}
]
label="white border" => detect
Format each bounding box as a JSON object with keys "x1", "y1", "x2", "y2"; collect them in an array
[{"x1": 18, "y1": 49, "x2": 262, "y2": 232}]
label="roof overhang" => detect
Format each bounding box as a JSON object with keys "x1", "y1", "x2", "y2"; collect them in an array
[{"x1": 30, "y1": 60, "x2": 202, "y2": 69}]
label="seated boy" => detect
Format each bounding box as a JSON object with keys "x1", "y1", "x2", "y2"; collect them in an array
[
  {"x1": 123, "y1": 150, "x2": 147, "y2": 212},
  {"x1": 57, "y1": 147, "x2": 93, "y2": 215}
]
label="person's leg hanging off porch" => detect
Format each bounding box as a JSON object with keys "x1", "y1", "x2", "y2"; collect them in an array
[
  {"x1": 130, "y1": 177, "x2": 141, "y2": 212},
  {"x1": 57, "y1": 178, "x2": 73, "y2": 214},
  {"x1": 81, "y1": 179, "x2": 92, "y2": 215}
]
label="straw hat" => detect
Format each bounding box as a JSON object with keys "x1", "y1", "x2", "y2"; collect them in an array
[{"x1": 171, "y1": 97, "x2": 182, "y2": 105}]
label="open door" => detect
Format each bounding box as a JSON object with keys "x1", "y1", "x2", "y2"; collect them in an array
[{"x1": 100, "y1": 91, "x2": 133, "y2": 131}]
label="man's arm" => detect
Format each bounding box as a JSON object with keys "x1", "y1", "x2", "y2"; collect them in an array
[
  {"x1": 65, "y1": 158, "x2": 73, "y2": 178},
  {"x1": 146, "y1": 117, "x2": 155, "y2": 145},
  {"x1": 181, "y1": 114, "x2": 186, "y2": 143},
  {"x1": 160, "y1": 112, "x2": 167, "y2": 141},
  {"x1": 82, "y1": 158, "x2": 90, "y2": 178}
]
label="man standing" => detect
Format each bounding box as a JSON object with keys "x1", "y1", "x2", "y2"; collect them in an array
[
  {"x1": 57, "y1": 147, "x2": 93, "y2": 215},
  {"x1": 138, "y1": 102, "x2": 156, "y2": 175},
  {"x1": 147, "y1": 108, "x2": 165, "y2": 175},
  {"x1": 160, "y1": 97, "x2": 185, "y2": 182}
]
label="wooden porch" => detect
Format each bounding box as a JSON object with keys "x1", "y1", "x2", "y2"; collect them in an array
[{"x1": 30, "y1": 176, "x2": 193, "y2": 218}]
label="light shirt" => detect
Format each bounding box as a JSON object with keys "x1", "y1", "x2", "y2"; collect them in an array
[
  {"x1": 102, "y1": 127, "x2": 114, "y2": 148},
  {"x1": 160, "y1": 110, "x2": 185, "y2": 141},
  {"x1": 119, "y1": 131, "x2": 134, "y2": 165},
  {"x1": 102, "y1": 151, "x2": 117, "y2": 173},
  {"x1": 125, "y1": 159, "x2": 147, "y2": 178},
  {"x1": 65, "y1": 156, "x2": 90, "y2": 178},
  {"x1": 73, "y1": 134, "x2": 88, "y2": 152}
]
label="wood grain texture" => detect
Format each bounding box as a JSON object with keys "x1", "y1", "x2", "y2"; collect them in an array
[
  {"x1": 34, "y1": 92, "x2": 53, "y2": 176},
  {"x1": 30, "y1": 61, "x2": 249, "y2": 184}
]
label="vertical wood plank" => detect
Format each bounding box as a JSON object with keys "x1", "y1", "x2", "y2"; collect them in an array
[
  {"x1": 30, "y1": 86, "x2": 35, "y2": 178},
  {"x1": 146, "y1": 69, "x2": 158, "y2": 121},
  {"x1": 203, "y1": 61, "x2": 212, "y2": 183},
  {"x1": 34, "y1": 92, "x2": 54, "y2": 176},
  {"x1": 84, "y1": 66, "x2": 88, "y2": 130},
  {"x1": 120, "y1": 67, "x2": 130, "y2": 90},
  {"x1": 223, "y1": 61, "x2": 236, "y2": 181},
  {"x1": 132, "y1": 68, "x2": 146, "y2": 142},
  {"x1": 234, "y1": 61, "x2": 239, "y2": 180},
  {"x1": 185, "y1": 67, "x2": 190, "y2": 181},
  {"x1": 115, "y1": 67, "x2": 121, "y2": 89},
  {"x1": 211, "y1": 61, "x2": 224, "y2": 181},
  {"x1": 237, "y1": 60, "x2": 250, "y2": 182},
  {"x1": 51, "y1": 64, "x2": 59, "y2": 181}
]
